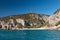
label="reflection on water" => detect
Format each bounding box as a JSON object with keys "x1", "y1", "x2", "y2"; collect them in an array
[{"x1": 0, "y1": 30, "x2": 60, "y2": 40}]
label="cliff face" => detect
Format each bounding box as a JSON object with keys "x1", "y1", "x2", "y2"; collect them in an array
[
  {"x1": 48, "y1": 9, "x2": 60, "y2": 26},
  {"x1": 1, "y1": 8, "x2": 60, "y2": 30},
  {"x1": 0, "y1": 12, "x2": 49, "y2": 29}
]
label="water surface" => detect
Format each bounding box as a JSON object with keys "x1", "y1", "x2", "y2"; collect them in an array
[{"x1": 0, "y1": 30, "x2": 60, "y2": 40}]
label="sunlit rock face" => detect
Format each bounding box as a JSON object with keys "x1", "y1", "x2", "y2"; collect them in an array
[
  {"x1": 9, "y1": 19, "x2": 14, "y2": 24},
  {"x1": 41, "y1": 15, "x2": 49, "y2": 22},
  {"x1": 0, "y1": 20, "x2": 5, "y2": 25},
  {"x1": 3, "y1": 19, "x2": 16, "y2": 29},
  {"x1": 8, "y1": 19, "x2": 15, "y2": 26},
  {"x1": 0, "y1": 20, "x2": 5, "y2": 29},
  {"x1": 0, "y1": 12, "x2": 49, "y2": 29},
  {"x1": 48, "y1": 9, "x2": 60, "y2": 26},
  {"x1": 16, "y1": 18, "x2": 25, "y2": 26},
  {"x1": 38, "y1": 14, "x2": 49, "y2": 24}
]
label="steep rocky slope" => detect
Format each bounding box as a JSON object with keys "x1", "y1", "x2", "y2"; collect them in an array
[
  {"x1": 40, "y1": 8, "x2": 60, "y2": 30},
  {"x1": 0, "y1": 12, "x2": 49, "y2": 29},
  {"x1": 48, "y1": 8, "x2": 60, "y2": 26},
  {"x1": 1, "y1": 8, "x2": 60, "y2": 30}
]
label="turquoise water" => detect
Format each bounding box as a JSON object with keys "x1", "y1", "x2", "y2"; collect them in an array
[{"x1": 0, "y1": 30, "x2": 60, "y2": 40}]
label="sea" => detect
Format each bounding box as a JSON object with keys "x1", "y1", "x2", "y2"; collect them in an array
[{"x1": 0, "y1": 30, "x2": 60, "y2": 40}]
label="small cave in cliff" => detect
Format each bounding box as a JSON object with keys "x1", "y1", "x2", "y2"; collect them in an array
[{"x1": 0, "y1": 25, "x2": 2, "y2": 29}]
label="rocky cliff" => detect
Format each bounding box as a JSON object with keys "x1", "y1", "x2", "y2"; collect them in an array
[
  {"x1": 48, "y1": 8, "x2": 60, "y2": 26},
  {"x1": 1, "y1": 8, "x2": 60, "y2": 30},
  {"x1": 0, "y1": 12, "x2": 49, "y2": 29}
]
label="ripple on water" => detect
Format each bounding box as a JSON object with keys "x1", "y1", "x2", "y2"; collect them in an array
[{"x1": 0, "y1": 30, "x2": 60, "y2": 40}]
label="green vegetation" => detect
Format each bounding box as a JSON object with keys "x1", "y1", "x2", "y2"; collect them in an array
[
  {"x1": 16, "y1": 23, "x2": 23, "y2": 28},
  {"x1": 55, "y1": 21, "x2": 60, "y2": 26},
  {"x1": 39, "y1": 22, "x2": 50, "y2": 27},
  {"x1": 26, "y1": 25, "x2": 40, "y2": 28},
  {"x1": 26, "y1": 26, "x2": 35, "y2": 28}
]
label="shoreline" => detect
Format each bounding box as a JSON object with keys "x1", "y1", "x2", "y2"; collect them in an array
[
  {"x1": 7, "y1": 28, "x2": 59, "y2": 30},
  {"x1": 1, "y1": 26, "x2": 60, "y2": 30}
]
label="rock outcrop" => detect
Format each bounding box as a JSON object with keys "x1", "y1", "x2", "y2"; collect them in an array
[
  {"x1": 1, "y1": 8, "x2": 60, "y2": 30},
  {"x1": 0, "y1": 12, "x2": 49, "y2": 29},
  {"x1": 48, "y1": 8, "x2": 60, "y2": 26}
]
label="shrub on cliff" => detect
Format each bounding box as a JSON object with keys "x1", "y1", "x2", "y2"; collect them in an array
[
  {"x1": 55, "y1": 21, "x2": 60, "y2": 26},
  {"x1": 17, "y1": 23, "x2": 23, "y2": 28}
]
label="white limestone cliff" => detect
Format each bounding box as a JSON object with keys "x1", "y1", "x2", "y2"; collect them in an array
[
  {"x1": 16, "y1": 18, "x2": 25, "y2": 26},
  {"x1": 48, "y1": 9, "x2": 60, "y2": 26}
]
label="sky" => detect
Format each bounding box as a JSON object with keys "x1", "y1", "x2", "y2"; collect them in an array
[{"x1": 0, "y1": 0, "x2": 60, "y2": 17}]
